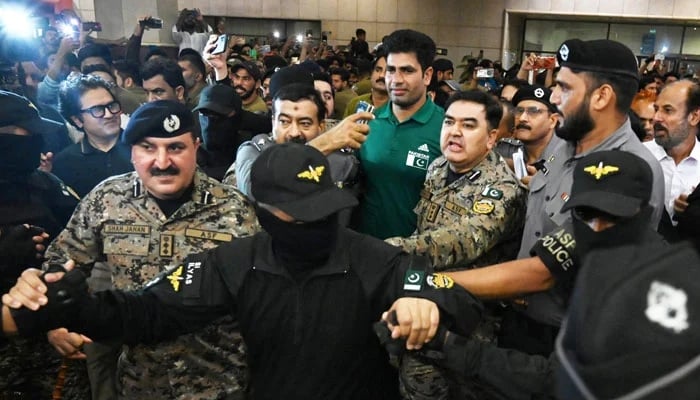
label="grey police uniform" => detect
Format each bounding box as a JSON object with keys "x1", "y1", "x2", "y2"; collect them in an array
[{"x1": 517, "y1": 119, "x2": 664, "y2": 327}]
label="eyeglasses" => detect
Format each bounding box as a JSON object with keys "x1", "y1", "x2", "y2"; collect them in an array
[
  {"x1": 514, "y1": 106, "x2": 548, "y2": 117},
  {"x1": 80, "y1": 101, "x2": 121, "y2": 118}
]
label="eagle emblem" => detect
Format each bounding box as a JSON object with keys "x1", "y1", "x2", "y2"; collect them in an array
[
  {"x1": 583, "y1": 162, "x2": 619, "y2": 180},
  {"x1": 297, "y1": 165, "x2": 325, "y2": 183},
  {"x1": 167, "y1": 266, "x2": 184, "y2": 292}
]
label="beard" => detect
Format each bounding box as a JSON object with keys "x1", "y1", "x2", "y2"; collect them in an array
[
  {"x1": 236, "y1": 85, "x2": 256, "y2": 100},
  {"x1": 555, "y1": 95, "x2": 595, "y2": 142},
  {"x1": 654, "y1": 121, "x2": 690, "y2": 151}
]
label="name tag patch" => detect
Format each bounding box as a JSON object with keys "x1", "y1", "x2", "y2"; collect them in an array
[
  {"x1": 103, "y1": 224, "x2": 151, "y2": 235},
  {"x1": 185, "y1": 228, "x2": 233, "y2": 242}
]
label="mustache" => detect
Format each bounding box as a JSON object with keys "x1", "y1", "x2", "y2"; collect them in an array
[
  {"x1": 288, "y1": 136, "x2": 307, "y2": 145},
  {"x1": 515, "y1": 123, "x2": 531, "y2": 130},
  {"x1": 375, "y1": 78, "x2": 385, "y2": 84},
  {"x1": 150, "y1": 166, "x2": 180, "y2": 176},
  {"x1": 234, "y1": 85, "x2": 246, "y2": 92},
  {"x1": 653, "y1": 123, "x2": 666, "y2": 132}
]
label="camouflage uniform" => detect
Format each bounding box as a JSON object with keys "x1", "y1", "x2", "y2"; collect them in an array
[
  {"x1": 386, "y1": 151, "x2": 527, "y2": 400},
  {"x1": 45, "y1": 169, "x2": 260, "y2": 399}
]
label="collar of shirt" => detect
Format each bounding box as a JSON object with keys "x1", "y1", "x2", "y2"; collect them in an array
[
  {"x1": 376, "y1": 96, "x2": 437, "y2": 125},
  {"x1": 565, "y1": 118, "x2": 637, "y2": 161}
]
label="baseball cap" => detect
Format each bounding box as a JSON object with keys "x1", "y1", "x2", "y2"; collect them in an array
[
  {"x1": 557, "y1": 241, "x2": 700, "y2": 399},
  {"x1": 268, "y1": 65, "x2": 314, "y2": 99},
  {"x1": 0, "y1": 90, "x2": 63, "y2": 132},
  {"x1": 561, "y1": 150, "x2": 652, "y2": 218},
  {"x1": 511, "y1": 84, "x2": 557, "y2": 113},
  {"x1": 440, "y1": 80, "x2": 461, "y2": 91},
  {"x1": 122, "y1": 100, "x2": 196, "y2": 145},
  {"x1": 230, "y1": 60, "x2": 262, "y2": 81},
  {"x1": 251, "y1": 143, "x2": 358, "y2": 222},
  {"x1": 556, "y1": 39, "x2": 639, "y2": 81},
  {"x1": 433, "y1": 58, "x2": 454, "y2": 72},
  {"x1": 193, "y1": 84, "x2": 242, "y2": 116}
]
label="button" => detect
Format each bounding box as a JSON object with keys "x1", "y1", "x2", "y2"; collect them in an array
[
  {"x1": 548, "y1": 212, "x2": 554, "y2": 217},
  {"x1": 535, "y1": 231, "x2": 541, "y2": 237},
  {"x1": 545, "y1": 195, "x2": 550, "y2": 201}
]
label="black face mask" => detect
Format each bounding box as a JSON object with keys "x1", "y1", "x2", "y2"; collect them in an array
[
  {"x1": 0, "y1": 133, "x2": 43, "y2": 179},
  {"x1": 199, "y1": 113, "x2": 242, "y2": 152},
  {"x1": 256, "y1": 206, "x2": 339, "y2": 269},
  {"x1": 572, "y1": 206, "x2": 652, "y2": 263}
]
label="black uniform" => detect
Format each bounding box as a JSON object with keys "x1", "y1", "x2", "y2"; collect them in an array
[
  {"x1": 51, "y1": 139, "x2": 133, "y2": 197},
  {"x1": 17, "y1": 228, "x2": 483, "y2": 400},
  {"x1": 0, "y1": 169, "x2": 81, "y2": 399}
]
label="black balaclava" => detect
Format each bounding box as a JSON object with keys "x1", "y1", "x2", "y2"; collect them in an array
[
  {"x1": 0, "y1": 133, "x2": 43, "y2": 180},
  {"x1": 255, "y1": 206, "x2": 339, "y2": 276},
  {"x1": 573, "y1": 206, "x2": 653, "y2": 262}
]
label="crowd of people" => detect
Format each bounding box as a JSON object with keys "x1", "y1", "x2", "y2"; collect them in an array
[{"x1": 0, "y1": 7, "x2": 699, "y2": 400}]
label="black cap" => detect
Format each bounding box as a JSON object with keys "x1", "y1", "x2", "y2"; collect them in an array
[
  {"x1": 230, "y1": 60, "x2": 262, "y2": 81},
  {"x1": 556, "y1": 241, "x2": 700, "y2": 399},
  {"x1": 269, "y1": 65, "x2": 314, "y2": 99},
  {"x1": 193, "y1": 84, "x2": 242, "y2": 115},
  {"x1": 561, "y1": 150, "x2": 652, "y2": 218},
  {"x1": 557, "y1": 39, "x2": 639, "y2": 80},
  {"x1": 0, "y1": 90, "x2": 63, "y2": 132},
  {"x1": 433, "y1": 58, "x2": 454, "y2": 72},
  {"x1": 251, "y1": 143, "x2": 358, "y2": 222},
  {"x1": 511, "y1": 84, "x2": 557, "y2": 113},
  {"x1": 122, "y1": 100, "x2": 196, "y2": 145}
]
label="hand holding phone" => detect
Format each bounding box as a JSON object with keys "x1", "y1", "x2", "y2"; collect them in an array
[{"x1": 210, "y1": 34, "x2": 228, "y2": 55}]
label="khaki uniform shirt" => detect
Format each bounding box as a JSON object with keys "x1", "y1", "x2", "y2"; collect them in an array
[{"x1": 387, "y1": 151, "x2": 527, "y2": 271}]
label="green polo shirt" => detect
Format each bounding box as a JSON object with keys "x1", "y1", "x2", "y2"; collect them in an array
[{"x1": 357, "y1": 97, "x2": 444, "y2": 239}]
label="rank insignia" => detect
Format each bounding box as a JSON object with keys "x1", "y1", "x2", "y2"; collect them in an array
[
  {"x1": 426, "y1": 273, "x2": 454, "y2": 289},
  {"x1": 472, "y1": 199, "x2": 495, "y2": 214}
]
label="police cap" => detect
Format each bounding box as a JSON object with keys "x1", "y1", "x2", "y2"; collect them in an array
[
  {"x1": 556, "y1": 39, "x2": 639, "y2": 80},
  {"x1": 122, "y1": 100, "x2": 195, "y2": 145}
]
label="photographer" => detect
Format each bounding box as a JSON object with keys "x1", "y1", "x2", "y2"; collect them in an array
[{"x1": 172, "y1": 8, "x2": 212, "y2": 55}]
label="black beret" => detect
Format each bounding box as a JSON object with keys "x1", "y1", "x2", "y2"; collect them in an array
[
  {"x1": 511, "y1": 84, "x2": 557, "y2": 113},
  {"x1": 556, "y1": 39, "x2": 639, "y2": 81},
  {"x1": 122, "y1": 100, "x2": 195, "y2": 145}
]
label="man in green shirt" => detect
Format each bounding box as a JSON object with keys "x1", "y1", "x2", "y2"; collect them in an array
[{"x1": 357, "y1": 29, "x2": 444, "y2": 239}]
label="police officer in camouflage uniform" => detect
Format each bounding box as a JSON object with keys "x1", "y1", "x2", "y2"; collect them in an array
[
  {"x1": 43, "y1": 100, "x2": 260, "y2": 399},
  {"x1": 386, "y1": 90, "x2": 527, "y2": 400},
  {"x1": 0, "y1": 91, "x2": 83, "y2": 399}
]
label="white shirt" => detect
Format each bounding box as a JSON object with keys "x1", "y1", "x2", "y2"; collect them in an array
[{"x1": 644, "y1": 139, "x2": 700, "y2": 222}]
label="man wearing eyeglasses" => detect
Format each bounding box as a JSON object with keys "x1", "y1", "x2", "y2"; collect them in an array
[
  {"x1": 52, "y1": 74, "x2": 133, "y2": 198},
  {"x1": 511, "y1": 84, "x2": 562, "y2": 186}
]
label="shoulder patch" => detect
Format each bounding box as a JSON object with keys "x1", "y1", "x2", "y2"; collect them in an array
[
  {"x1": 472, "y1": 199, "x2": 495, "y2": 215},
  {"x1": 481, "y1": 186, "x2": 503, "y2": 200},
  {"x1": 426, "y1": 273, "x2": 454, "y2": 289},
  {"x1": 403, "y1": 269, "x2": 425, "y2": 291}
]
